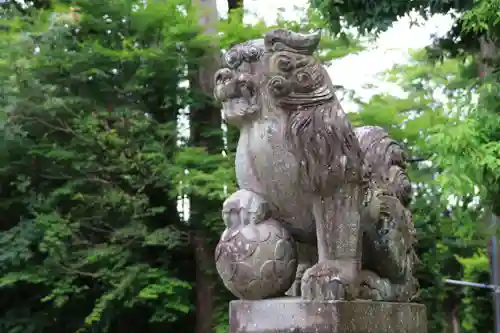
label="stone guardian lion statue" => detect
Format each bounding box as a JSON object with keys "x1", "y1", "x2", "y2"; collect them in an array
[{"x1": 213, "y1": 29, "x2": 418, "y2": 302}]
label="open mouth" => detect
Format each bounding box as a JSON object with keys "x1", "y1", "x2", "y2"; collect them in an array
[
  {"x1": 216, "y1": 79, "x2": 260, "y2": 120},
  {"x1": 228, "y1": 97, "x2": 250, "y2": 108},
  {"x1": 214, "y1": 68, "x2": 261, "y2": 122},
  {"x1": 223, "y1": 96, "x2": 259, "y2": 120}
]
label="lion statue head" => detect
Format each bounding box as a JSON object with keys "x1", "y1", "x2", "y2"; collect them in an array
[
  {"x1": 214, "y1": 29, "x2": 364, "y2": 194},
  {"x1": 213, "y1": 29, "x2": 337, "y2": 127}
]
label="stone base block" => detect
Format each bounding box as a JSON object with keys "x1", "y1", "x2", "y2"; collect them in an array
[{"x1": 230, "y1": 298, "x2": 427, "y2": 333}]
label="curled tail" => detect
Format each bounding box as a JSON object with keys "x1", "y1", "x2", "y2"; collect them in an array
[
  {"x1": 355, "y1": 126, "x2": 412, "y2": 206},
  {"x1": 355, "y1": 126, "x2": 419, "y2": 301}
]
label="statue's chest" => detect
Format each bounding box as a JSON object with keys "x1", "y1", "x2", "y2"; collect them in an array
[
  {"x1": 235, "y1": 120, "x2": 315, "y2": 238},
  {"x1": 237, "y1": 120, "x2": 300, "y2": 197}
]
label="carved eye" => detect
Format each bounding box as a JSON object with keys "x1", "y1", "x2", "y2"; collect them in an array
[
  {"x1": 276, "y1": 56, "x2": 294, "y2": 72},
  {"x1": 268, "y1": 75, "x2": 291, "y2": 97},
  {"x1": 225, "y1": 51, "x2": 241, "y2": 69},
  {"x1": 296, "y1": 72, "x2": 310, "y2": 83},
  {"x1": 244, "y1": 46, "x2": 260, "y2": 62},
  {"x1": 295, "y1": 71, "x2": 314, "y2": 90}
]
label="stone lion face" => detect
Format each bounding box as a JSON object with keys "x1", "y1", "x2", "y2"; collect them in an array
[
  {"x1": 213, "y1": 29, "x2": 334, "y2": 127},
  {"x1": 213, "y1": 39, "x2": 266, "y2": 127}
]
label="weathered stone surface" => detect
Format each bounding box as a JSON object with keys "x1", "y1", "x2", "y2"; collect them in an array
[
  {"x1": 213, "y1": 28, "x2": 420, "y2": 302},
  {"x1": 230, "y1": 298, "x2": 427, "y2": 333}
]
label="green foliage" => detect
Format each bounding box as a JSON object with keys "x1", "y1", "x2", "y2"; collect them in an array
[
  {"x1": 428, "y1": 83, "x2": 500, "y2": 205},
  {"x1": 308, "y1": 0, "x2": 499, "y2": 65},
  {"x1": 457, "y1": 250, "x2": 493, "y2": 333},
  {"x1": 461, "y1": 0, "x2": 500, "y2": 36},
  {"x1": 350, "y1": 46, "x2": 496, "y2": 331},
  {"x1": 0, "y1": 0, "x2": 204, "y2": 331},
  {"x1": 345, "y1": 1, "x2": 500, "y2": 327},
  {"x1": 309, "y1": 0, "x2": 468, "y2": 35}
]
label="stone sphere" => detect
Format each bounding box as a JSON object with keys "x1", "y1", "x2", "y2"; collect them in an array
[{"x1": 215, "y1": 218, "x2": 297, "y2": 300}]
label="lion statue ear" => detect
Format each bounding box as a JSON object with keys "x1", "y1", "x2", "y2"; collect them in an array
[{"x1": 263, "y1": 29, "x2": 321, "y2": 55}]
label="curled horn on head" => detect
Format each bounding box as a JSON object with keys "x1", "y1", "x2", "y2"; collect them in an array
[{"x1": 264, "y1": 29, "x2": 321, "y2": 55}]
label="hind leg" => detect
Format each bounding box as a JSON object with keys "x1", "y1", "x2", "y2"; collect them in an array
[
  {"x1": 358, "y1": 270, "x2": 392, "y2": 300},
  {"x1": 359, "y1": 194, "x2": 418, "y2": 301},
  {"x1": 358, "y1": 269, "x2": 418, "y2": 302}
]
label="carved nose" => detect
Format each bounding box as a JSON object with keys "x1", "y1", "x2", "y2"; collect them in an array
[
  {"x1": 214, "y1": 68, "x2": 233, "y2": 85},
  {"x1": 214, "y1": 69, "x2": 238, "y2": 102}
]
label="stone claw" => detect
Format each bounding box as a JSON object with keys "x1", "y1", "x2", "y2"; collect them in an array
[
  {"x1": 300, "y1": 260, "x2": 358, "y2": 301},
  {"x1": 357, "y1": 270, "x2": 393, "y2": 301},
  {"x1": 358, "y1": 284, "x2": 381, "y2": 300},
  {"x1": 222, "y1": 189, "x2": 270, "y2": 229}
]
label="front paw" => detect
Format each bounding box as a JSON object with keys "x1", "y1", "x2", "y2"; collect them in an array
[
  {"x1": 301, "y1": 260, "x2": 359, "y2": 301},
  {"x1": 222, "y1": 189, "x2": 270, "y2": 228}
]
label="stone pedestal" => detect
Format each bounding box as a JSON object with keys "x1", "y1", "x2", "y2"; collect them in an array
[{"x1": 229, "y1": 298, "x2": 427, "y2": 333}]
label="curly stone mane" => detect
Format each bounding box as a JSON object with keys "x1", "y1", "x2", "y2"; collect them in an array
[{"x1": 263, "y1": 30, "x2": 364, "y2": 194}]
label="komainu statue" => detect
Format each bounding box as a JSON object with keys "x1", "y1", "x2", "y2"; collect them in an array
[{"x1": 213, "y1": 29, "x2": 419, "y2": 302}]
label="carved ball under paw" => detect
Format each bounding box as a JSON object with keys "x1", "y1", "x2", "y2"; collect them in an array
[{"x1": 215, "y1": 218, "x2": 298, "y2": 300}]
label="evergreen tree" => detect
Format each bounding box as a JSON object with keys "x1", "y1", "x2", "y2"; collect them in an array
[{"x1": 0, "y1": 1, "x2": 203, "y2": 331}]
